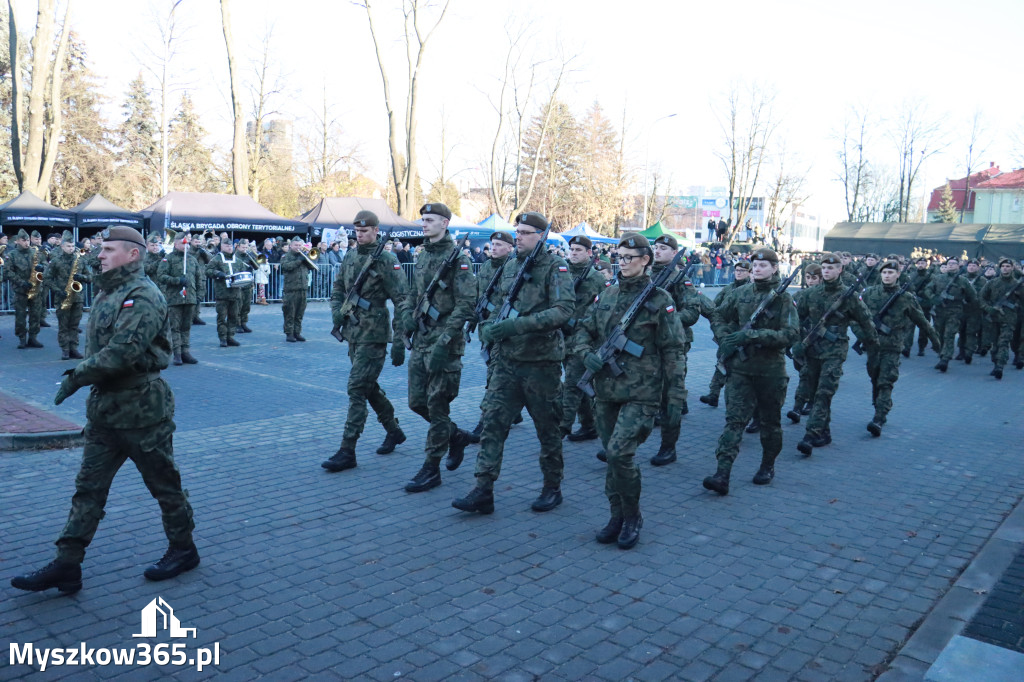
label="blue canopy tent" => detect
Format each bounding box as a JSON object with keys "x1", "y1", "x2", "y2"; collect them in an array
[{"x1": 562, "y1": 221, "x2": 618, "y2": 244}]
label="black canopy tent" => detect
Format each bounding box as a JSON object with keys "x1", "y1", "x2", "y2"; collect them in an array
[
  {"x1": 0, "y1": 191, "x2": 75, "y2": 236},
  {"x1": 72, "y1": 194, "x2": 145, "y2": 238},
  {"x1": 141, "y1": 192, "x2": 308, "y2": 243},
  {"x1": 822, "y1": 222, "x2": 1024, "y2": 260},
  {"x1": 298, "y1": 197, "x2": 423, "y2": 243}
]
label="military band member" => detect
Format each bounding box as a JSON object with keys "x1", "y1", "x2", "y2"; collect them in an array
[
  {"x1": 453, "y1": 211, "x2": 573, "y2": 515},
  {"x1": 2, "y1": 228, "x2": 46, "y2": 348},
  {"x1": 281, "y1": 236, "x2": 315, "y2": 342},
  {"x1": 700, "y1": 260, "x2": 751, "y2": 407},
  {"x1": 322, "y1": 211, "x2": 410, "y2": 473},
  {"x1": 402, "y1": 203, "x2": 477, "y2": 493},
  {"x1": 11, "y1": 227, "x2": 198, "y2": 595},
  {"x1": 559, "y1": 235, "x2": 605, "y2": 443},
  {"x1": 28, "y1": 230, "x2": 54, "y2": 329},
  {"x1": 190, "y1": 234, "x2": 211, "y2": 325},
  {"x1": 156, "y1": 231, "x2": 201, "y2": 365},
  {"x1": 924, "y1": 256, "x2": 976, "y2": 372},
  {"x1": 43, "y1": 231, "x2": 90, "y2": 360},
  {"x1": 144, "y1": 233, "x2": 164, "y2": 279},
  {"x1": 979, "y1": 258, "x2": 1024, "y2": 380},
  {"x1": 235, "y1": 238, "x2": 255, "y2": 333},
  {"x1": 205, "y1": 237, "x2": 243, "y2": 348}
]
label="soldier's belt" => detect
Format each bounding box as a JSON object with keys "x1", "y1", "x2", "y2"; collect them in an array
[{"x1": 97, "y1": 371, "x2": 160, "y2": 392}]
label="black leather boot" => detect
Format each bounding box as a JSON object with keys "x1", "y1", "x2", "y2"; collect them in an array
[
  {"x1": 531, "y1": 487, "x2": 562, "y2": 512},
  {"x1": 467, "y1": 421, "x2": 483, "y2": 444},
  {"x1": 68, "y1": 347, "x2": 83, "y2": 359},
  {"x1": 377, "y1": 428, "x2": 406, "y2": 454},
  {"x1": 786, "y1": 405, "x2": 802, "y2": 424},
  {"x1": 226, "y1": 337, "x2": 240, "y2": 347},
  {"x1": 322, "y1": 447, "x2": 356, "y2": 472},
  {"x1": 452, "y1": 486, "x2": 494, "y2": 514},
  {"x1": 27, "y1": 336, "x2": 43, "y2": 348},
  {"x1": 241, "y1": 324, "x2": 252, "y2": 333},
  {"x1": 745, "y1": 418, "x2": 760, "y2": 433},
  {"x1": 446, "y1": 428, "x2": 472, "y2": 471},
  {"x1": 867, "y1": 420, "x2": 883, "y2": 437},
  {"x1": 173, "y1": 352, "x2": 183, "y2": 366},
  {"x1": 596, "y1": 448, "x2": 607, "y2": 462},
  {"x1": 181, "y1": 349, "x2": 198, "y2": 364},
  {"x1": 294, "y1": 334, "x2": 306, "y2": 342},
  {"x1": 702, "y1": 468, "x2": 730, "y2": 495},
  {"x1": 596, "y1": 517, "x2": 623, "y2": 544},
  {"x1": 752, "y1": 461, "x2": 775, "y2": 485},
  {"x1": 404, "y1": 464, "x2": 441, "y2": 493},
  {"x1": 144, "y1": 544, "x2": 200, "y2": 581},
  {"x1": 10, "y1": 560, "x2": 82, "y2": 594},
  {"x1": 617, "y1": 514, "x2": 643, "y2": 549},
  {"x1": 992, "y1": 366, "x2": 1003, "y2": 380},
  {"x1": 650, "y1": 446, "x2": 676, "y2": 466},
  {"x1": 699, "y1": 394, "x2": 719, "y2": 407},
  {"x1": 286, "y1": 334, "x2": 297, "y2": 342},
  {"x1": 935, "y1": 359, "x2": 948, "y2": 372},
  {"x1": 567, "y1": 426, "x2": 598, "y2": 442},
  {"x1": 809, "y1": 431, "x2": 832, "y2": 447}
]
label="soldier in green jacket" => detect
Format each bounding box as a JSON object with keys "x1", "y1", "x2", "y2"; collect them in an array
[
  {"x1": 155, "y1": 232, "x2": 201, "y2": 365},
  {"x1": 956, "y1": 258, "x2": 986, "y2": 363},
  {"x1": 322, "y1": 211, "x2": 410, "y2": 473},
  {"x1": 786, "y1": 262, "x2": 821, "y2": 423},
  {"x1": 924, "y1": 256, "x2": 977, "y2": 372},
  {"x1": 794, "y1": 253, "x2": 878, "y2": 456},
  {"x1": 189, "y1": 233, "x2": 211, "y2": 326},
  {"x1": 703, "y1": 248, "x2": 799, "y2": 496},
  {"x1": 861, "y1": 261, "x2": 940, "y2": 436},
  {"x1": 402, "y1": 203, "x2": 478, "y2": 493},
  {"x1": 11, "y1": 227, "x2": 197, "y2": 596},
  {"x1": 454, "y1": 211, "x2": 574, "y2": 515},
  {"x1": 699, "y1": 260, "x2": 750, "y2": 407},
  {"x1": 205, "y1": 238, "x2": 244, "y2": 348},
  {"x1": 280, "y1": 236, "x2": 316, "y2": 342},
  {"x1": 235, "y1": 238, "x2": 255, "y2": 333},
  {"x1": 559, "y1": 235, "x2": 606, "y2": 443},
  {"x1": 143, "y1": 233, "x2": 164, "y2": 279},
  {"x1": 903, "y1": 256, "x2": 934, "y2": 356},
  {"x1": 2, "y1": 229, "x2": 46, "y2": 348},
  {"x1": 979, "y1": 258, "x2": 1024, "y2": 380},
  {"x1": 574, "y1": 234, "x2": 684, "y2": 548},
  {"x1": 43, "y1": 231, "x2": 90, "y2": 359}
]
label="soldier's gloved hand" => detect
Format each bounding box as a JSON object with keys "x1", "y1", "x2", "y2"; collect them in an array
[
  {"x1": 178, "y1": 276, "x2": 188, "y2": 287},
  {"x1": 480, "y1": 319, "x2": 517, "y2": 343},
  {"x1": 401, "y1": 315, "x2": 418, "y2": 335},
  {"x1": 34, "y1": 264, "x2": 46, "y2": 273},
  {"x1": 391, "y1": 342, "x2": 406, "y2": 367},
  {"x1": 211, "y1": 271, "x2": 226, "y2": 280},
  {"x1": 724, "y1": 330, "x2": 757, "y2": 347},
  {"x1": 73, "y1": 274, "x2": 87, "y2": 283},
  {"x1": 54, "y1": 369, "x2": 81, "y2": 405},
  {"x1": 791, "y1": 342, "x2": 806, "y2": 359},
  {"x1": 427, "y1": 342, "x2": 447, "y2": 372},
  {"x1": 583, "y1": 352, "x2": 605, "y2": 374}
]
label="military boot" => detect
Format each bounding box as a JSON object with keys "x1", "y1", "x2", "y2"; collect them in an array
[
  {"x1": 446, "y1": 428, "x2": 472, "y2": 471},
  {"x1": 173, "y1": 352, "x2": 183, "y2": 366},
  {"x1": 294, "y1": 333, "x2": 307, "y2": 342},
  {"x1": 144, "y1": 543, "x2": 200, "y2": 581},
  {"x1": 752, "y1": 460, "x2": 775, "y2": 485},
  {"x1": 699, "y1": 394, "x2": 719, "y2": 407},
  {"x1": 786, "y1": 405, "x2": 802, "y2": 424},
  {"x1": 241, "y1": 324, "x2": 252, "y2": 333},
  {"x1": 596, "y1": 516, "x2": 623, "y2": 544},
  {"x1": 702, "y1": 467, "x2": 730, "y2": 495},
  {"x1": 26, "y1": 336, "x2": 43, "y2": 348},
  {"x1": 596, "y1": 448, "x2": 607, "y2": 462},
  {"x1": 467, "y1": 420, "x2": 483, "y2": 444},
  {"x1": 61, "y1": 348, "x2": 70, "y2": 360},
  {"x1": 650, "y1": 446, "x2": 676, "y2": 466},
  {"x1": 219, "y1": 339, "x2": 228, "y2": 347},
  {"x1": 799, "y1": 403, "x2": 812, "y2": 416},
  {"x1": 809, "y1": 430, "x2": 832, "y2": 447},
  {"x1": 286, "y1": 334, "x2": 297, "y2": 342},
  {"x1": 867, "y1": 420, "x2": 883, "y2": 437},
  {"x1": 567, "y1": 426, "x2": 598, "y2": 442},
  {"x1": 992, "y1": 366, "x2": 1003, "y2": 380},
  {"x1": 17, "y1": 335, "x2": 27, "y2": 349},
  {"x1": 376, "y1": 428, "x2": 407, "y2": 455},
  {"x1": 1014, "y1": 354, "x2": 1023, "y2": 370},
  {"x1": 322, "y1": 447, "x2": 356, "y2": 472},
  {"x1": 226, "y1": 337, "x2": 240, "y2": 347},
  {"x1": 10, "y1": 559, "x2": 82, "y2": 594},
  {"x1": 917, "y1": 347, "x2": 925, "y2": 357},
  {"x1": 797, "y1": 437, "x2": 814, "y2": 456},
  {"x1": 901, "y1": 348, "x2": 911, "y2": 358},
  {"x1": 618, "y1": 513, "x2": 643, "y2": 550},
  {"x1": 181, "y1": 349, "x2": 198, "y2": 364},
  {"x1": 954, "y1": 349, "x2": 965, "y2": 361},
  {"x1": 452, "y1": 486, "x2": 494, "y2": 514},
  {"x1": 964, "y1": 352, "x2": 973, "y2": 365},
  {"x1": 935, "y1": 359, "x2": 948, "y2": 372},
  {"x1": 531, "y1": 487, "x2": 562, "y2": 512},
  {"x1": 68, "y1": 347, "x2": 83, "y2": 359},
  {"x1": 404, "y1": 464, "x2": 441, "y2": 493},
  {"x1": 745, "y1": 418, "x2": 760, "y2": 434},
  {"x1": 192, "y1": 317, "x2": 206, "y2": 326},
  {"x1": 40, "y1": 319, "x2": 51, "y2": 328}
]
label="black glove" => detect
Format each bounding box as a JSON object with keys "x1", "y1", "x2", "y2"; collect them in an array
[
  {"x1": 15, "y1": 280, "x2": 30, "y2": 293},
  {"x1": 34, "y1": 264, "x2": 46, "y2": 273},
  {"x1": 73, "y1": 274, "x2": 87, "y2": 283},
  {"x1": 212, "y1": 271, "x2": 227, "y2": 280},
  {"x1": 178, "y1": 276, "x2": 188, "y2": 287}
]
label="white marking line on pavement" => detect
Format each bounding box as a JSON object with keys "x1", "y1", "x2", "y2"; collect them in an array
[{"x1": 196, "y1": 359, "x2": 349, "y2": 396}]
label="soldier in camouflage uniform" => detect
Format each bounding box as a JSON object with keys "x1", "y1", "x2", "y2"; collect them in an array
[
  {"x1": 786, "y1": 262, "x2": 821, "y2": 423},
  {"x1": 703, "y1": 248, "x2": 799, "y2": 496},
  {"x1": 402, "y1": 203, "x2": 477, "y2": 493},
  {"x1": 31, "y1": 230, "x2": 54, "y2": 329},
  {"x1": 281, "y1": 236, "x2": 315, "y2": 342},
  {"x1": 2, "y1": 229, "x2": 45, "y2": 348},
  {"x1": 322, "y1": 211, "x2": 410, "y2": 473},
  {"x1": 453, "y1": 211, "x2": 574, "y2": 515},
  {"x1": 924, "y1": 256, "x2": 977, "y2": 372},
  {"x1": 205, "y1": 238, "x2": 244, "y2": 348},
  {"x1": 235, "y1": 238, "x2": 255, "y2": 333},
  {"x1": 574, "y1": 234, "x2": 683, "y2": 547},
  {"x1": 559, "y1": 235, "x2": 606, "y2": 443},
  {"x1": 143, "y1": 233, "x2": 164, "y2": 279},
  {"x1": 794, "y1": 253, "x2": 878, "y2": 455},
  {"x1": 11, "y1": 227, "x2": 198, "y2": 596},
  {"x1": 43, "y1": 231, "x2": 90, "y2": 360},
  {"x1": 956, "y1": 258, "x2": 986, "y2": 363},
  {"x1": 861, "y1": 261, "x2": 940, "y2": 436},
  {"x1": 188, "y1": 234, "x2": 212, "y2": 325},
  {"x1": 903, "y1": 256, "x2": 934, "y2": 356},
  {"x1": 155, "y1": 231, "x2": 201, "y2": 365},
  {"x1": 979, "y1": 258, "x2": 1024, "y2": 380},
  {"x1": 701, "y1": 261, "x2": 751, "y2": 408}
]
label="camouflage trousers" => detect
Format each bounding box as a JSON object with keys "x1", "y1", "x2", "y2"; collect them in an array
[
  {"x1": 904, "y1": 306, "x2": 932, "y2": 353},
  {"x1": 706, "y1": 366, "x2": 726, "y2": 398},
  {"x1": 596, "y1": 400, "x2": 655, "y2": 517},
  {"x1": 408, "y1": 347, "x2": 462, "y2": 466},
  {"x1": 168, "y1": 304, "x2": 195, "y2": 352},
  {"x1": 56, "y1": 301, "x2": 83, "y2": 351},
  {"x1": 990, "y1": 311, "x2": 1020, "y2": 368},
  {"x1": 474, "y1": 359, "x2": 563, "y2": 490},
  {"x1": 239, "y1": 287, "x2": 252, "y2": 325},
  {"x1": 56, "y1": 420, "x2": 194, "y2": 565},
  {"x1": 341, "y1": 343, "x2": 399, "y2": 449},
  {"x1": 13, "y1": 292, "x2": 43, "y2": 339},
  {"x1": 559, "y1": 354, "x2": 595, "y2": 435},
  {"x1": 866, "y1": 349, "x2": 901, "y2": 423},
  {"x1": 933, "y1": 309, "x2": 963, "y2": 361},
  {"x1": 282, "y1": 291, "x2": 307, "y2": 335},
  {"x1": 792, "y1": 359, "x2": 813, "y2": 408},
  {"x1": 802, "y1": 355, "x2": 845, "y2": 438},
  {"x1": 714, "y1": 372, "x2": 788, "y2": 473},
  {"x1": 659, "y1": 352, "x2": 688, "y2": 449},
  {"x1": 958, "y1": 308, "x2": 984, "y2": 355},
  {"x1": 215, "y1": 299, "x2": 240, "y2": 341}
]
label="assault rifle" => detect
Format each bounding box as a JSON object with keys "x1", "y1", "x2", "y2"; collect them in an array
[
  {"x1": 331, "y1": 230, "x2": 392, "y2": 342},
  {"x1": 404, "y1": 232, "x2": 470, "y2": 350},
  {"x1": 715, "y1": 263, "x2": 804, "y2": 377},
  {"x1": 935, "y1": 271, "x2": 962, "y2": 307},
  {"x1": 852, "y1": 278, "x2": 912, "y2": 355},
  {"x1": 793, "y1": 269, "x2": 869, "y2": 371},
  {"x1": 572, "y1": 254, "x2": 600, "y2": 291},
  {"x1": 989, "y1": 278, "x2": 1024, "y2": 316},
  {"x1": 465, "y1": 255, "x2": 507, "y2": 342},
  {"x1": 481, "y1": 223, "x2": 552, "y2": 362},
  {"x1": 576, "y1": 249, "x2": 686, "y2": 397}
]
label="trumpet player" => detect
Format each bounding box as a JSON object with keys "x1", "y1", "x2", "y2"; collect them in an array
[
  {"x1": 43, "y1": 231, "x2": 90, "y2": 359},
  {"x1": 205, "y1": 236, "x2": 243, "y2": 348},
  {"x1": 156, "y1": 232, "x2": 201, "y2": 365},
  {"x1": 2, "y1": 229, "x2": 45, "y2": 348},
  {"x1": 280, "y1": 235, "x2": 315, "y2": 342}
]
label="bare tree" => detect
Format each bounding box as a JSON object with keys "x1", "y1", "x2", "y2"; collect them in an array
[
  {"x1": 138, "y1": 0, "x2": 187, "y2": 196},
  {"x1": 890, "y1": 99, "x2": 945, "y2": 222},
  {"x1": 766, "y1": 142, "x2": 810, "y2": 230},
  {"x1": 833, "y1": 105, "x2": 871, "y2": 222},
  {"x1": 8, "y1": 0, "x2": 72, "y2": 199},
  {"x1": 296, "y1": 85, "x2": 368, "y2": 206},
  {"x1": 245, "y1": 27, "x2": 286, "y2": 203},
  {"x1": 715, "y1": 82, "x2": 777, "y2": 244},
  {"x1": 958, "y1": 110, "x2": 988, "y2": 223},
  {"x1": 220, "y1": 0, "x2": 247, "y2": 195}
]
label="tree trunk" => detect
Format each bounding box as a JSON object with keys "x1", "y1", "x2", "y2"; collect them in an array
[
  {"x1": 220, "y1": 0, "x2": 248, "y2": 195},
  {"x1": 8, "y1": 0, "x2": 23, "y2": 188},
  {"x1": 37, "y1": 0, "x2": 72, "y2": 199},
  {"x1": 22, "y1": 0, "x2": 58, "y2": 196}
]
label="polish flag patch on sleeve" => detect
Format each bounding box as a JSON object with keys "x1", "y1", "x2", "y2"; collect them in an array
[
  {"x1": 558, "y1": 265, "x2": 568, "y2": 272},
  {"x1": 394, "y1": 263, "x2": 402, "y2": 269},
  {"x1": 666, "y1": 305, "x2": 675, "y2": 313},
  {"x1": 122, "y1": 299, "x2": 134, "y2": 308},
  {"x1": 460, "y1": 263, "x2": 469, "y2": 270}
]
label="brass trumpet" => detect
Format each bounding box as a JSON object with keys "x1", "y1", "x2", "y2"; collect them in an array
[
  {"x1": 299, "y1": 247, "x2": 319, "y2": 269},
  {"x1": 0, "y1": 243, "x2": 6, "y2": 267}
]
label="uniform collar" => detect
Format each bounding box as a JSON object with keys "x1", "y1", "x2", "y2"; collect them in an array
[
  {"x1": 94, "y1": 259, "x2": 143, "y2": 291},
  {"x1": 618, "y1": 273, "x2": 649, "y2": 293},
  {"x1": 424, "y1": 232, "x2": 453, "y2": 253}
]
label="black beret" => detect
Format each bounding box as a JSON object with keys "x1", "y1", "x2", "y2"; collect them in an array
[
  {"x1": 749, "y1": 248, "x2": 779, "y2": 264},
  {"x1": 420, "y1": 203, "x2": 451, "y2": 220},
  {"x1": 102, "y1": 226, "x2": 146, "y2": 248},
  {"x1": 568, "y1": 235, "x2": 592, "y2": 249},
  {"x1": 514, "y1": 211, "x2": 547, "y2": 231},
  {"x1": 490, "y1": 231, "x2": 514, "y2": 246},
  {"x1": 653, "y1": 234, "x2": 678, "y2": 250},
  {"x1": 618, "y1": 233, "x2": 650, "y2": 250},
  {"x1": 353, "y1": 210, "x2": 379, "y2": 228}
]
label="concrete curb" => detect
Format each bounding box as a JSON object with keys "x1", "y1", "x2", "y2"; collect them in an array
[
  {"x1": 0, "y1": 428, "x2": 84, "y2": 452},
  {"x1": 877, "y1": 494, "x2": 1024, "y2": 681}
]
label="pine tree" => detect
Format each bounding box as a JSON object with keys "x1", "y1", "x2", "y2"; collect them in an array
[
  {"x1": 937, "y1": 181, "x2": 958, "y2": 223},
  {"x1": 110, "y1": 73, "x2": 161, "y2": 209},
  {"x1": 168, "y1": 92, "x2": 220, "y2": 193}
]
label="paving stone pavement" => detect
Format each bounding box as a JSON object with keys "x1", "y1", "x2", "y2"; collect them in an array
[{"x1": 2, "y1": 301, "x2": 1023, "y2": 681}]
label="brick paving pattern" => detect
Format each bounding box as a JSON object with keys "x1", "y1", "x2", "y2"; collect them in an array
[
  {"x1": 0, "y1": 390, "x2": 82, "y2": 434},
  {"x1": 962, "y1": 546, "x2": 1024, "y2": 654},
  {"x1": 2, "y1": 301, "x2": 1023, "y2": 681}
]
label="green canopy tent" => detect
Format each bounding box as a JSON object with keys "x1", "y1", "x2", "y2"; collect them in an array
[
  {"x1": 823, "y1": 222, "x2": 999, "y2": 259},
  {"x1": 636, "y1": 221, "x2": 690, "y2": 248}
]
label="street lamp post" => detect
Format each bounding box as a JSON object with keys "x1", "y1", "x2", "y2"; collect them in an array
[{"x1": 641, "y1": 113, "x2": 678, "y2": 231}]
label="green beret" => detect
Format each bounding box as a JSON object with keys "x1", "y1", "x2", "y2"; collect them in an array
[
  {"x1": 866, "y1": 253, "x2": 879, "y2": 260},
  {"x1": 967, "y1": 258, "x2": 980, "y2": 265},
  {"x1": 653, "y1": 234, "x2": 678, "y2": 250},
  {"x1": 419, "y1": 203, "x2": 451, "y2": 220},
  {"x1": 750, "y1": 247, "x2": 779, "y2": 265},
  {"x1": 16, "y1": 228, "x2": 29, "y2": 240},
  {"x1": 30, "y1": 230, "x2": 41, "y2": 239},
  {"x1": 353, "y1": 210, "x2": 379, "y2": 228},
  {"x1": 515, "y1": 211, "x2": 547, "y2": 231},
  {"x1": 820, "y1": 252, "x2": 842, "y2": 265},
  {"x1": 998, "y1": 257, "x2": 1013, "y2": 267},
  {"x1": 879, "y1": 260, "x2": 900, "y2": 272},
  {"x1": 568, "y1": 235, "x2": 592, "y2": 249},
  {"x1": 102, "y1": 226, "x2": 146, "y2": 248},
  {"x1": 146, "y1": 232, "x2": 163, "y2": 244},
  {"x1": 490, "y1": 231, "x2": 514, "y2": 246},
  {"x1": 618, "y1": 233, "x2": 650, "y2": 250},
  {"x1": 734, "y1": 260, "x2": 752, "y2": 271},
  {"x1": 290, "y1": 236, "x2": 305, "y2": 244},
  {"x1": 944, "y1": 256, "x2": 959, "y2": 264},
  {"x1": 804, "y1": 263, "x2": 823, "y2": 277},
  {"x1": 887, "y1": 253, "x2": 902, "y2": 262}
]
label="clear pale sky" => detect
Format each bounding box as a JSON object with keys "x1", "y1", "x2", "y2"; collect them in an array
[{"x1": 19, "y1": 0, "x2": 1024, "y2": 222}]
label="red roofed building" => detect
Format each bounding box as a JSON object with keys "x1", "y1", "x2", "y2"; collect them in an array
[
  {"x1": 972, "y1": 168, "x2": 1024, "y2": 224},
  {"x1": 926, "y1": 163, "x2": 1001, "y2": 223}
]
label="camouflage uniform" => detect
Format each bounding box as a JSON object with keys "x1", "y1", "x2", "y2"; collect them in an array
[
  {"x1": 925, "y1": 269, "x2": 977, "y2": 363},
  {"x1": 190, "y1": 247, "x2": 212, "y2": 323},
  {"x1": 574, "y1": 273, "x2": 683, "y2": 517},
  {"x1": 406, "y1": 232, "x2": 475, "y2": 467},
  {"x1": 958, "y1": 271, "x2": 987, "y2": 358},
  {"x1": 280, "y1": 250, "x2": 313, "y2": 338},
  {"x1": 155, "y1": 248, "x2": 201, "y2": 356},
  {"x1": 704, "y1": 278, "x2": 748, "y2": 400},
  {"x1": 790, "y1": 284, "x2": 817, "y2": 411},
  {"x1": 559, "y1": 259, "x2": 606, "y2": 436},
  {"x1": 330, "y1": 239, "x2": 409, "y2": 450},
  {"x1": 473, "y1": 253, "x2": 510, "y2": 416},
  {"x1": 55, "y1": 259, "x2": 194, "y2": 565},
  {"x1": 2, "y1": 244, "x2": 45, "y2": 343},
  {"x1": 235, "y1": 251, "x2": 255, "y2": 329},
  {"x1": 143, "y1": 249, "x2": 164, "y2": 280},
  {"x1": 904, "y1": 266, "x2": 934, "y2": 354},
  {"x1": 980, "y1": 271, "x2": 1024, "y2": 373},
  {"x1": 473, "y1": 249, "x2": 574, "y2": 491},
  {"x1": 205, "y1": 252, "x2": 244, "y2": 343},
  {"x1": 43, "y1": 248, "x2": 90, "y2": 355}
]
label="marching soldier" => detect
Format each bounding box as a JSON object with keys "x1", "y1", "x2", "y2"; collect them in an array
[
  {"x1": 559, "y1": 235, "x2": 605, "y2": 443},
  {"x1": 786, "y1": 261, "x2": 822, "y2": 423},
  {"x1": 144, "y1": 233, "x2": 164, "y2": 279},
  {"x1": 11, "y1": 226, "x2": 198, "y2": 595},
  {"x1": 235, "y1": 238, "x2": 255, "y2": 333},
  {"x1": 793, "y1": 253, "x2": 878, "y2": 456},
  {"x1": 2, "y1": 229, "x2": 45, "y2": 348},
  {"x1": 402, "y1": 203, "x2": 477, "y2": 493},
  {"x1": 924, "y1": 256, "x2": 976, "y2": 372},
  {"x1": 574, "y1": 234, "x2": 683, "y2": 547},
  {"x1": 322, "y1": 211, "x2": 410, "y2": 473},
  {"x1": 861, "y1": 260, "x2": 940, "y2": 436},
  {"x1": 205, "y1": 237, "x2": 244, "y2": 348},
  {"x1": 957, "y1": 258, "x2": 986, "y2": 363},
  {"x1": 703, "y1": 248, "x2": 798, "y2": 496},
  {"x1": 190, "y1": 233, "x2": 211, "y2": 326},
  {"x1": 699, "y1": 260, "x2": 751, "y2": 407},
  {"x1": 979, "y1": 258, "x2": 1024, "y2": 380},
  {"x1": 453, "y1": 211, "x2": 573, "y2": 515},
  {"x1": 43, "y1": 231, "x2": 90, "y2": 360},
  {"x1": 281, "y1": 236, "x2": 315, "y2": 342},
  {"x1": 904, "y1": 256, "x2": 934, "y2": 357},
  {"x1": 861, "y1": 254, "x2": 882, "y2": 288},
  {"x1": 156, "y1": 231, "x2": 201, "y2": 365}
]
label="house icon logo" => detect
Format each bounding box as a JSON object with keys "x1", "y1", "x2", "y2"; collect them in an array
[{"x1": 133, "y1": 597, "x2": 197, "y2": 638}]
